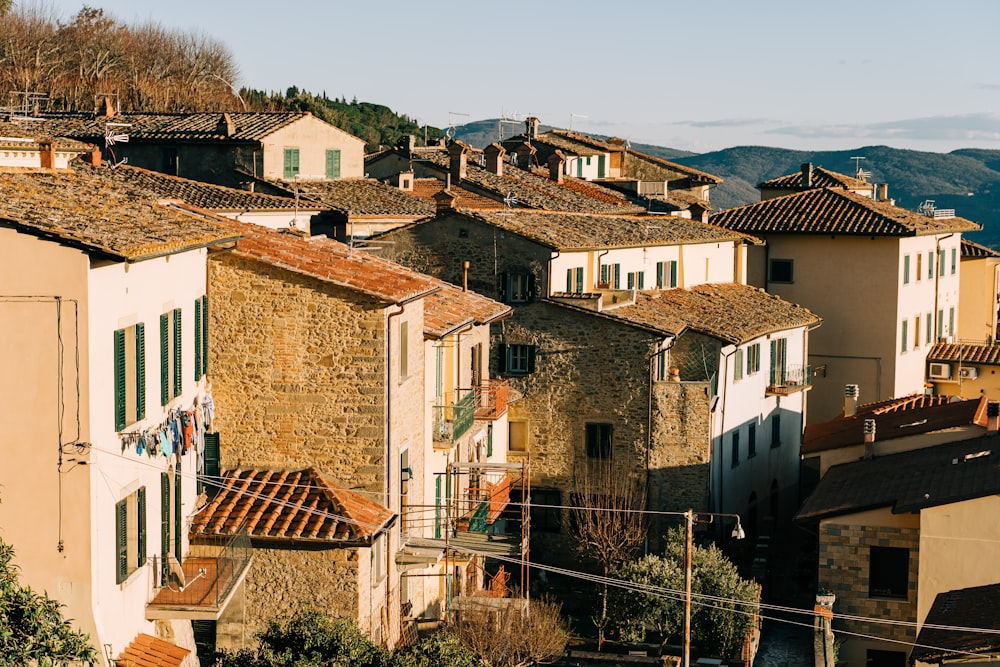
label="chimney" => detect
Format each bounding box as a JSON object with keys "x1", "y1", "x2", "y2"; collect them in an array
[
  {"x1": 85, "y1": 147, "x2": 102, "y2": 167},
  {"x1": 462, "y1": 261, "x2": 470, "y2": 292},
  {"x1": 514, "y1": 141, "x2": 537, "y2": 171},
  {"x1": 448, "y1": 140, "x2": 469, "y2": 182},
  {"x1": 483, "y1": 143, "x2": 506, "y2": 176},
  {"x1": 397, "y1": 170, "x2": 414, "y2": 192},
  {"x1": 547, "y1": 150, "x2": 566, "y2": 183},
  {"x1": 38, "y1": 140, "x2": 54, "y2": 169},
  {"x1": 397, "y1": 134, "x2": 416, "y2": 155},
  {"x1": 844, "y1": 384, "x2": 859, "y2": 417},
  {"x1": 217, "y1": 113, "x2": 236, "y2": 137},
  {"x1": 878, "y1": 183, "x2": 888, "y2": 201},
  {"x1": 667, "y1": 367, "x2": 681, "y2": 382},
  {"x1": 988, "y1": 401, "x2": 1000, "y2": 434},
  {"x1": 801, "y1": 163, "x2": 813, "y2": 188},
  {"x1": 433, "y1": 188, "x2": 457, "y2": 213},
  {"x1": 863, "y1": 419, "x2": 876, "y2": 459},
  {"x1": 98, "y1": 96, "x2": 116, "y2": 118},
  {"x1": 525, "y1": 116, "x2": 540, "y2": 140}
]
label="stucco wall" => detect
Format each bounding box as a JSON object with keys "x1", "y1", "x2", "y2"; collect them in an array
[{"x1": 263, "y1": 116, "x2": 365, "y2": 180}]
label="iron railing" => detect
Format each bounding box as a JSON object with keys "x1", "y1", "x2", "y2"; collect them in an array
[
  {"x1": 474, "y1": 379, "x2": 509, "y2": 420},
  {"x1": 767, "y1": 364, "x2": 813, "y2": 395},
  {"x1": 433, "y1": 389, "x2": 476, "y2": 443}
]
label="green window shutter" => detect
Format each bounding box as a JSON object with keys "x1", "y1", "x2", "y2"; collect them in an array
[
  {"x1": 575, "y1": 267, "x2": 583, "y2": 293},
  {"x1": 203, "y1": 433, "x2": 221, "y2": 497},
  {"x1": 135, "y1": 323, "x2": 145, "y2": 421},
  {"x1": 601, "y1": 264, "x2": 609, "y2": 285},
  {"x1": 283, "y1": 148, "x2": 300, "y2": 179},
  {"x1": 734, "y1": 349, "x2": 744, "y2": 381},
  {"x1": 202, "y1": 295, "x2": 209, "y2": 374},
  {"x1": 434, "y1": 476, "x2": 442, "y2": 539},
  {"x1": 566, "y1": 269, "x2": 572, "y2": 292},
  {"x1": 174, "y1": 468, "x2": 182, "y2": 562},
  {"x1": 656, "y1": 262, "x2": 664, "y2": 288},
  {"x1": 173, "y1": 308, "x2": 182, "y2": 397},
  {"x1": 501, "y1": 343, "x2": 511, "y2": 373},
  {"x1": 670, "y1": 261, "x2": 678, "y2": 287},
  {"x1": 487, "y1": 424, "x2": 493, "y2": 458},
  {"x1": 194, "y1": 299, "x2": 202, "y2": 381},
  {"x1": 114, "y1": 329, "x2": 126, "y2": 431},
  {"x1": 628, "y1": 272, "x2": 634, "y2": 289},
  {"x1": 638, "y1": 272, "x2": 644, "y2": 289},
  {"x1": 903, "y1": 255, "x2": 910, "y2": 284},
  {"x1": 116, "y1": 499, "x2": 128, "y2": 584},
  {"x1": 597, "y1": 154, "x2": 606, "y2": 178},
  {"x1": 526, "y1": 346, "x2": 537, "y2": 373},
  {"x1": 160, "y1": 314, "x2": 169, "y2": 406},
  {"x1": 325, "y1": 149, "x2": 341, "y2": 178},
  {"x1": 137, "y1": 486, "x2": 147, "y2": 566},
  {"x1": 613, "y1": 264, "x2": 621, "y2": 289},
  {"x1": 497, "y1": 272, "x2": 509, "y2": 303},
  {"x1": 160, "y1": 472, "x2": 169, "y2": 584}
]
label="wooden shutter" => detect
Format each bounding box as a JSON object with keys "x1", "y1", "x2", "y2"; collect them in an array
[
  {"x1": 566, "y1": 269, "x2": 572, "y2": 293},
  {"x1": 160, "y1": 472, "x2": 169, "y2": 585},
  {"x1": 114, "y1": 329, "x2": 126, "y2": 431},
  {"x1": 575, "y1": 267, "x2": 583, "y2": 293},
  {"x1": 172, "y1": 308, "x2": 182, "y2": 397},
  {"x1": 670, "y1": 261, "x2": 678, "y2": 287},
  {"x1": 326, "y1": 149, "x2": 341, "y2": 178},
  {"x1": 137, "y1": 486, "x2": 147, "y2": 566},
  {"x1": 160, "y1": 314, "x2": 169, "y2": 406},
  {"x1": 116, "y1": 499, "x2": 128, "y2": 584},
  {"x1": 614, "y1": 264, "x2": 620, "y2": 289},
  {"x1": 638, "y1": 272, "x2": 645, "y2": 289},
  {"x1": 656, "y1": 262, "x2": 664, "y2": 288},
  {"x1": 497, "y1": 272, "x2": 509, "y2": 303},
  {"x1": 203, "y1": 433, "x2": 221, "y2": 498},
  {"x1": 734, "y1": 349, "x2": 744, "y2": 381},
  {"x1": 194, "y1": 299, "x2": 202, "y2": 380},
  {"x1": 201, "y1": 295, "x2": 209, "y2": 374},
  {"x1": 135, "y1": 323, "x2": 145, "y2": 421},
  {"x1": 500, "y1": 343, "x2": 510, "y2": 373},
  {"x1": 174, "y1": 468, "x2": 182, "y2": 562}
]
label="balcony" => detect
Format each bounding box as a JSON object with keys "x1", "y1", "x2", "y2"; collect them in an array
[
  {"x1": 474, "y1": 379, "x2": 509, "y2": 420},
  {"x1": 766, "y1": 364, "x2": 813, "y2": 396},
  {"x1": 433, "y1": 389, "x2": 476, "y2": 445},
  {"x1": 146, "y1": 523, "x2": 251, "y2": 621}
]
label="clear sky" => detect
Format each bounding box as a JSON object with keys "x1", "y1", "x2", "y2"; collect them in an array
[{"x1": 46, "y1": 0, "x2": 1000, "y2": 154}]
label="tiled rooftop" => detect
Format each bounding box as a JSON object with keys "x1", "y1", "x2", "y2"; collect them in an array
[
  {"x1": 602, "y1": 283, "x2": 821, "y2": 344},
  {"x1": 0, "y1": 167, "x2": 240, "y2": 261},
  {"x1": 928, "y1": 342, "x2": 1000, "y2": 365},
  {"x1": 191, "y1": 468, "x2": 393, "y2": 543},
  {"x1": 802, "y1": 395, "x2": 987, "y2": 454},
  {"x1": 270, "y1": 177, "x2": 436, "y2": 217},
  {"x1": 962, "y1": 237, "x2": 1000, "y2": 258},
  {"x1": 795, "y1": 434, "x2": 1000, "y2": 521},
  {"x1": 468, "y1": 210, "x2": 746, "y2": 250},
  {"x1": 758, "y1": 166, "x2": 870, "y2": 191},
  {"x1": 530, "y1": 130, "x2": 618, "y2": 156},
  {"x1": 910, "y1": 583, "x2": 1000, "y2": 663},
  {"x1": 116, "y1": 633, "x2": 189, "y2": 667},
  {"x1": 31, "y1": 111, "x2": 323, "y2": 143},
  {"x1": 620, "y1": 149, "x2": 723, "y2": 184},
  {"x1": 220, "y1": 219, "x2": 440, "y2": 304},
  {"x1": 423, "y1": 283, "x2": 512, "y2": 339},
  {"x1": 0, "y1": 121, "x2": 95, "y2": 152},
  {"x1": 412, "y1": 178, "x2": 502, "y2": 210},
  {"x1": 712, "y1": 187, "x2": 980, "y2": 236}
]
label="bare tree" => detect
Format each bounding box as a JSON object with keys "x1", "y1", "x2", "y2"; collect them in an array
[
  {"x1": 449, "y1": 595, "x2": 569, "y2": 667},
  {"x1": 570, "y1": 460, "x2": 647, "y2": 649}
]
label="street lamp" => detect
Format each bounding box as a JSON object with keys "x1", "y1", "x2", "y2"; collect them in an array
[{"x1": 683, "y1": 508, "x2": 745, "y2": 667}]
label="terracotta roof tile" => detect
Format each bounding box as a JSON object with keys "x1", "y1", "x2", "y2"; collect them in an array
[
  {"x1": 712, "y1": 187, "x2": 979, "y2": 236},
  {"x1": 269, "y1": 178, "x2": 436, "y2": 217},
  {"x1": 116, "y1": 633, "x2": 189, "y2": 667},
  {"x1": 911, "y1": 583, "x2": 1000, "y2": 663},
  {"x1": 412, "y1": 178, "x2": 502, "y2": 210},
  {"x1": 191, "y1": 468, "x2": 393, "y2": 543},
  {"x1": 928, "y1": 343, "x2": 1000, "y2": 365},
  {"x1": 601, "y1": 283, "x2": 821, "y2": 344},
  {"x1": 759, "y1": 166, "x2": 870, "y2": 191},
  {"x1": 795, "y1": 434, "x2": 1000, "y2": 521},
  {"x1": 423, "y1": 283, "x2": 512, "y2": 338},
  {"x1": 0, "y1": 167, "x2": 240, "y2": 260},
  {"x1": 962, "y1": 238, "x2": 1000, "y2": 258},
  {"x1": 0, "y1": 121, "x2": 95, "y2": 152},
  {"x1": 802, "y1": 395, "x2": 987, "y2": 454},
  {"x1": 620, "y1": 149, "x2": 722, "y2": 184},
  {"x1": 219, "y1": 219, "x2": 440, "y2": 304},
  {"x1": 469, "y1": 210, "x2": 746, "y2": 251}
]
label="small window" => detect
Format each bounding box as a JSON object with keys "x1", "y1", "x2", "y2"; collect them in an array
[
  {"x1": 734, "y1": 349, "x2": 744, "y2": 381},
  {"x1": 901, "y1": 319, "x2": 908, "y2": 353},
  {"x1": 769, "y1": 259, "x2": 793, "y2": 283},
  {"x1": 115, "y1": 486, "x2": 146, "y2": 584},
  {"x1": 565, "y1": 267, "x2": 584, "y2": 293},
  {"x1": 114, "y1": 323, "x2": 146, "y2": 431},
  {"x1": 371, "y1": 533, "x2": 385, "y2": 585},
  {"x1": 325, "y1": 149, "x2": 341, "y2": 179},
  {"x1": 903, "y1": 254, "x2": 910, "y2": 284},
  {"x1": 731, "y1": 430, "x2": 740, "y2": 468},
  {"x1": 283, "y1": 147, "x2": 300, "y2": 179},
  {"x1": 770, "y1": 413, "x2": 781, "y2": 448},
  {"x1": 509, "y1": 421, "x2": 528, "y2": 452},
  {"x1": 627, "y1": 271, "x2": 645, "y2": 290},
  {"x1": 869, "y1": 546, "x2": 909, "y2": 599},
  {"x1": 530, "y1": 489, "x2": 562, "y2": 533},
  {"x1": 656, "y1": 260, "x2": 678, "y2": 289},
  {"x1": 951, "y1": 247, "x2": 957, "y2": 275},
  {"x1": 939, "y1": 251, "x2": 946, "y2": 277},
  {"x1": 503, "y1": 344, "x2": 536, "y2": 374},
  {"x1": 916, "y1": 253, "x2": 922, "y2": 281},
  {"x1": 585, "y1": 423, "x2": 613, "y2": 459},
  {"x1": 926, "y1": 311, "x2": 932, "y2": 345},
  {"x1": 498, "y1": 271, "x2": 535, "y2": 303},
  {"x1": 748, "y1": 422, "x2": 757, "y2": 458},
  {"x1": 399, "y1": 321, "x2": 409, "y2": 380},
  {"x1": 747, "y1": 343, "x2": 761, "y2": 375},
  {"x1": 160, "y1": 309, "x2": 182, "y2": 406},
  {"x1": 928, "y1": 251, "x2": 934, "y2": 279}
]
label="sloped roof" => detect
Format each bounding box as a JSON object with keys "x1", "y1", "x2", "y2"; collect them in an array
[
  {"x1": 191, "y1": 467, "x2": 394, "y2": 544},
  {"x1": 267, "y1": 177, "x2": 435, "y2": 217},
  {"x1": 467, "y1": 210, "x2": 745, "y2": 251},
  {"x1": 758, "y1": 166, "x2": 870, "y2": 191},
  {"x1": 532, "y1": 129, "x2": 621, "y2": 156},
  {"x1": 31, "y1": 111, "x2": 353, "y2": 143},
  {"x1": 711, "y1": 187, "x2": 980, "y2": 236},
  {"x1": 928, "y1": 342, "x2": 1000, "y2": 365},
  {"x1": 962, "y1": 237, "x2": 1000, "y2": 258},
  {"x1": 116, "y1": 633, "x2": 189, "y2": 667},
  {"x1": 795, "y1": 434, "x2": 1000, "y2": 521},
  {"x1": 221, "y1": 219, "x2": 439, "y2": 304},
  {"x1": 423, "y1": 283, "x2": 512, "y2": 339},
  {"x1": 0, "y1": 121, "x2": 95, "y2": 152},
  {"x1": 620, "y1": 149, "x2": 723, "y2": 184},
  {"x1": 0, "y1": 167, "x2": 240, "y2": 261},
  {"x1": 802, "y1": 395, "x2": 987, "y2": 455},
  {"x1": 412, "y1": 178, "x2": 502, "y2": 210},
  {"x1": 603, "y1": 283, "x2": 820, "y2": 344},
  {"x1": 910, "y1": 582, "x2": 1000, "y2": 663}
]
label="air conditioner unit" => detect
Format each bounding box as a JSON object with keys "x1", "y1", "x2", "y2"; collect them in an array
[
  {"x1": 958, "y1": 367, "x2": 979, "y2": 380},
  {"x1": 928, "y1": 362, "x2": 951, "y2": 380}
]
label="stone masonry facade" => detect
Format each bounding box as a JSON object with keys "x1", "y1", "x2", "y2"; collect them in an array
[{"x1": 818, "y1": 522, "x2": 919, "y2": 646}]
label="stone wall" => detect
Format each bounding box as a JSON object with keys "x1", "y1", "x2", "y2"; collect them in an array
[
  {"x1": 818, "y1": 522, "x2": 919, "y2": 646},
  {"x1": 208, "y1": 252, "x2": 389, "y2": 492}
]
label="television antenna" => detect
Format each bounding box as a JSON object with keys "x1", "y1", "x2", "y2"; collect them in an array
[
  {"x1": 446, "y1": 111, "x2": 469, "y2": 140},
  {"x1": 850, "y1": 156, "x2": 869, "y2": 180},
  {"x1": 5, "y1": 91, "x2": 48, "y2": 121},
  {"x1": 104, "y1": 121, "x2": 131, "y2": 168},
  {"x1": 497, "y1": 111, "x2": 522, "y2": 142}
]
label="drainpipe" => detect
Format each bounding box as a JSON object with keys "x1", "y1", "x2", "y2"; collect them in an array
[
  {"x1": 596, "y1": 249, "x2": 609, "y2": 289},
  {"x1": 714, "y1": 344, "x2": 738, "y2": 516},
  {"x1": 546, "y1": 250, "x2": 561, "y2": 298},
  {"x1": 385, "y1": 303, "x2": 405, "y2": 590},
  {"x1": 934, "y1": 234, "x2": 954, "y2": 342}
]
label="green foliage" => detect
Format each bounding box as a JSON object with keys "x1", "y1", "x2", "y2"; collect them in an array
[
  {"x1": 392, "y1": 631, "x2": 481, "y2": 667},
  {"x1": 0, "y1": 538, "x2": 97, "y2": 666},
  {"x1": 609, "y1": 528, "x2": 759, "y2": 659}
]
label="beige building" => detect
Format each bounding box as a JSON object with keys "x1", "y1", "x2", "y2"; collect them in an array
[
  {"x1": 927, "y1": 342, "x2": 1000, "y2": 399},
  {"x1": 957, "y1": 238, "x2": 1000, "y2": 342},
  {"x1": 0, "y1": 121, "x2": 97, "y2": 168}
]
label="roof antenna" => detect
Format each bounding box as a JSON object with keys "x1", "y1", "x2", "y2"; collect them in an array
[
  {"x1": 104, "y1": 121, "x2": 131, "y2": 168},
  {"x1": 446, "y1": 111, "x2": 469, "y2": 140},
  {"x1": 850, "y1": 156, "x2": 871, "y2": 181}
]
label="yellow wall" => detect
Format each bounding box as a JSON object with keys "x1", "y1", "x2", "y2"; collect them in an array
[
  {"x1": 263, "y1": 115, "x2": 365, "y2": 180},
  {"x1": 958, "y1": 255, "x2": 1000, "y2": 342}
]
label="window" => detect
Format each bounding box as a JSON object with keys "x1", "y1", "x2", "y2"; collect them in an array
[
  {"x1": 747, "y1": 343, "x2": 761, "y2": 375},
  {"x1": 200, "y1": 296, "x2": 208, "y2": 375},
  {"x1": 926, "y1": 312, "x2": 932, "y2": 345},
  {"x1": 951, "y1": 247, "x2": 957, "y2": 275},
  {"x1": 748, "y1": 422, "x2": 757, "y2": 458},
  {"x1": 656, "y1": 260, "x2": 678, "y2": 289},
  {"x1": 498, "y1": 272, "x2": 534, "y2": 303},
  {"x1": 901, "y1": 319, "x2": 908, "y2": 353},
  {"x1": 283, "y1": 147, "x2": 300, "y2": 179},
  {"x1": 769, "y1": 259, "x2": 793, "y2": 283},
  {"x1": 502, "y1": 344, "x2": 536, "y2": 374},
  {"x1": 399, "y1": 321, "x2": 409, "y2": 380},
  {"x1": 655, "y1": 349, "x2": 668, "y2": 381},
  {"x1": 770, "y1": 413, "x2": 781, "y2": 448},
  {"x1": 509, "y1": 421, "x2": 528, "y2": 452},
  {"x1": 585, "y1": 423, "x2": 613, "y2": 459},
  {"x1": 160, "y1": 470, "x2": 181, "y2": 585},
  {"x1": 612, "y1": 263, "x2": 621, "y2": 289},
  {"x1": 199, "y1": 433, "x2": 220, "y2": 498},
  {"x1": 627, "y1": 271, "x2": 645, "y2": 290},
  {"x1": 731, "y1": 430, "x2": 740, "y2": 468},
  {"x1": 160, "y1": 309, "x2": 181, "y2": 406},
  {"x1": 325, "y1": 149, "x2": 341, "y2": 178},
  {"x1": 115, "y1": 486, "x2": 146, "y2": 584},
  {"x1": 914, "y1": 315, "x2": 920, "y2": 349},
  {"x1": 529, "y1": 489, "x2": 561, "y2": 533},
  {"x1": 916, "y1": 253, "x2": 922, "y2": 281},
  {"x1": 869, "y1": 546, "x2": 909, "y2": 599},
  {"x1": 194, "y1": 298, "x2": 204, "y2": 381},
  {"x1": 928, "y1": 251, "x2": 934, "y2": 279},
  {"x1": 371, "y1": 534, "x2": 386, "y2": 585},
  {"x1": 769, "y1": 338, "x2": 787, "y2": 385},
  {"x1": 938, "y1": 309, "x2": 944, "y2": 339},
  {"x1": 939, "y1": 250, "x2": 946, "y2": 277},
  {"x1": 903, "y1": 254, "x2": 910, "y2": 284},
  {"x1": 114, "y1": 324, "x2": 146, "y2": 431},
  {"x1": 734, "y1": 349, "x2": 744, "y2": 381},
  {"x1": 566, "y1": 267, "x2": 584, "y2": 293},
  {"x1": 949, "y1": 307, "x2": 955, "y2": 337}
]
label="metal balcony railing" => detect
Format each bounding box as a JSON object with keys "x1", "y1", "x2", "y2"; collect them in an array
[
  {"x1": 433, "y1": 389, "x2": 476, "y2": 444},
  {"x1": 474, "y1": 379, "x2": 509, "y2": 420},
  {"x1": 767, "y1": 364, "x2": 813, "y2": 396}
]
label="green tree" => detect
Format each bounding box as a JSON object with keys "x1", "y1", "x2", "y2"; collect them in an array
[
  {"x1": 392, "y1": 631, "x2": 481, "y2": 667},
  {"x1": 609, "y1": 527, "x2": 759, "y2": 658},
  {"x1": 0, "y1": 537, "x2": 97, "y2": 666}
]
